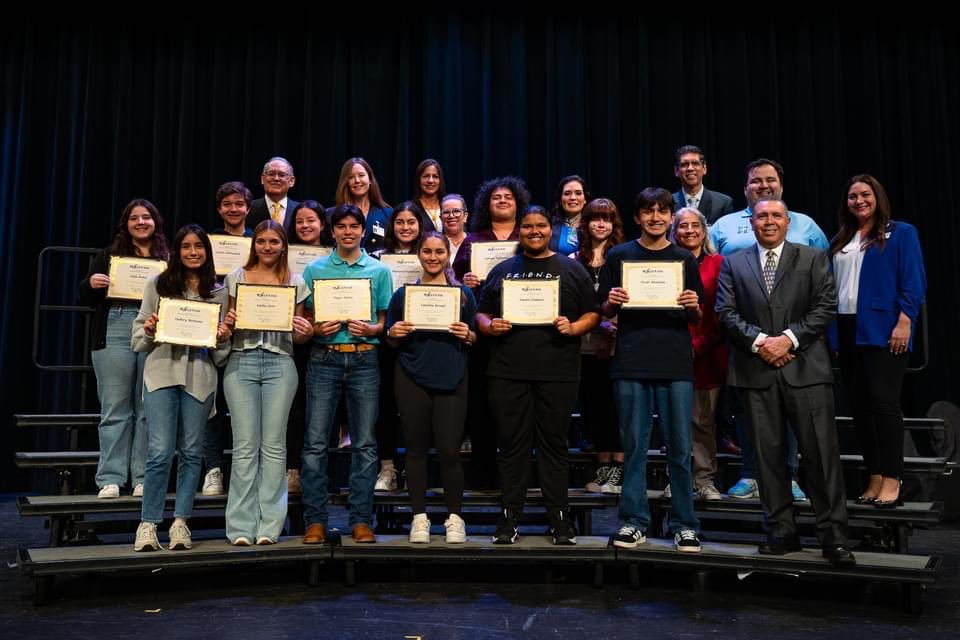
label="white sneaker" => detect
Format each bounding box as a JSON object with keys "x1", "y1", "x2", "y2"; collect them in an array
[
  {"x1": 255, "y1": 536, "x2": 276, "y2": 545},
  {"x1": 375, "y1": 466, "x2": 397, "y2": 491},
  {"x1": 132, "y1": 483, "x2": 144, "y2": 498},
  {"x1": 98, "y1": 484, "x2": 120, "y2": 499},
  {"x1": 600, "y1": 466, "x2": 624, "y2": 494},
  {"x1": 202, "y1": 468, "x2": 224, "y2": 496},
  {"x1": 444, "y1": 514, "x2": 467, "y2": 544},
  {"x1": 134, "y1": 522, "x2": 161, "y2": 551},
  {"x1": 698, "y1": 483, "x2": 722, "y2": 501},
  {"x1": 409, "y1": 513, "x2": 431, "y2": 543},
  {"x1": 168, "y1": 522, "x2": 192, "y2": 550},
  {"x1": 232, "y1": 536, "x2": 252, "y2": 546},
  {"x1": 661, "y1": 483, "x2": 672, "y2": 499}
]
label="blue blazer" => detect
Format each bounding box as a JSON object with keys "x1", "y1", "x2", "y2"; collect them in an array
[{"x1": 830, "y1": 220, "x2": 926, "y2": 350}]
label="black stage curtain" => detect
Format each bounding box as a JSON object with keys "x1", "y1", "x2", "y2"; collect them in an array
[{"x1": 1, "y1": 14, "x2": 957, "y2": 488}]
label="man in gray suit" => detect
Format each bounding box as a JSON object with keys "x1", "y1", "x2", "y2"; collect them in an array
[
  {"x1": 672, "y1": 145, "x2": 734, "y2": 224},
  {"x1": 716, "y1": 198, "x2": 854, "y2": 566},
  {"x1": 247, "y1": 156, "x2": 300, "y2": 235}
]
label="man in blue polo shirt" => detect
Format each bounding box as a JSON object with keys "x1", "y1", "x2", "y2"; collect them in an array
[{"x1": 300, "y1": 204, "x2": 393, "y2": 545}]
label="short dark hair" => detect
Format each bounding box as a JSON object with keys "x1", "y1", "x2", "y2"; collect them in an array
[
  {"x1": 674, "y1": 145, "x2": 705, "y2": 166},
  {"x1": 330, "y1": 203, "x2": 366, "y2": 228},
  {"x1": 216, "y1": 181, "x2": 252, "y2": 208},
  {"x1": 634, "y1": 187, "x2": 675, "y2": 216},
  {"x1": 744, "y1": 158, "x2": 784, "y2": 185}
]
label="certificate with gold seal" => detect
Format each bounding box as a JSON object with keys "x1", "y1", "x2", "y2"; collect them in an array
[
  {"x1": 210, "y1": 235, "x2": 252, "y2": 276},
  {"x1": 234, "y1": 283, "x2": 296, "y2": 332},
  {"x1": 287, "y1": 245, "x2": 332, "y2": 276},
  {"x1": 312, "y1": 278, "x2": 372, "y2": 323},
  {"x1": 106, "y1": 256, "x2": 166, "y2": 300},
  {"x1": 621, "y1": 261, "x2": 683, "y2": 309},
  {"x1": 403, "y1": 284, "x2": 460, "y2": 331},
  {"x1": 501, "y1": 278, "x2": 560, "y2": 325},
  {"x1": 470, "y1": 241, "x2": 519, "y2": 281},
  {"x1": 155, "y1": 297, "x2": 222, "y2": 348},
  {"x1": 379, "y1": 254, "x2": 424, "y2": 292}
]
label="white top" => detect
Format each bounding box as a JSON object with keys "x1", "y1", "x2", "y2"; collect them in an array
[
  {"x1": 225, "y1": 268, "x2": 310, "y2": 356},
  {"x1": 750, "y1": 241, "x2": 798, "y2": 352},
  {"x1": 832, "y1": 232, "x2": 865, "y2": 315},
  {"x1": 683, "y1": 185, "x2": 704, "y2": 208}
]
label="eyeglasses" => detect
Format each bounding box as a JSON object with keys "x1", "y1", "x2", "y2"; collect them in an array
[
  {"x1": 263, "y1": 171, "x2": 291, "y2": 179},
  {"x1": 441, "y1": 209, "x2": 465, "y2": 217},
  {"x1": 677, "y1": 161, "x2": 704, "y2": 169}
]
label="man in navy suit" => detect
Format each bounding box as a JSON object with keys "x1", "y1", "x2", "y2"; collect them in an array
[
  {"x1": 247, "y1": 156, "x2": 300, "y2": 235},
  {"x1": 716, "y1": 198, "x2": 854, "y2": 566},
  {"x1": 672, "y1": 145, "x2": 734, "y2": 224}
]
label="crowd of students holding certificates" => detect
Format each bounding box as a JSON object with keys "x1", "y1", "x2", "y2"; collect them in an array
[{"x1": 79, "y1": 152, "x2": 925, "y2": 563}]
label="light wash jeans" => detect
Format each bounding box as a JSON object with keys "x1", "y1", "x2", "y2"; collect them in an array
[
  {"x1": 140, "y1": 386, "x2": 213, "y2": 523},
  {"x1": 223, "y1": 348, "x2": 297, "y2": 542},
  {"x1": 91, "y1": 306, "x2": 147, "y2": 489}
]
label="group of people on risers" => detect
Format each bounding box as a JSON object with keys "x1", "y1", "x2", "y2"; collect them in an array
[{"x1": 78, "y1": 148, "x2": 926, "y2": 563}]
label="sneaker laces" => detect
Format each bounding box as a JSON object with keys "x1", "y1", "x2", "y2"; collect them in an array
[{"x1": 677, "y1": 529, "x2": 698, "y2": 542}]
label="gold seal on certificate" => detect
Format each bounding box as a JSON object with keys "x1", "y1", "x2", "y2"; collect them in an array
[
  {"x1": 403, "y1": 285, "x2": 460, "y2": 331},
  {"x1": 470, "y1": 241, "x2": 519, "y2": 281},
  {"x1": 107, "y1": 257, "x2": 166, "y2": 300},
  {"x1": 312, "y1": 278, "x2": 372, "y2": 322},
  {"x1": 234, "y1": 283, "x2": 296, "y2": 332},
  {"x1": 501, "y1": 278, "x2": 560, "y2": 325},
  {"x1": 621, "y1": 261, "x2": 683, "y2": 309},
  {"x1": 209, "y1": 235, "x2": 253, "y2": 276},
  {"x1": 155, "y1": 297, "x2": 222, "y2": 348},
  {"x1": 287, "y1": 245, "x2": 332, "y2": 276},
  {"x1": 379, "y1": 254, "x2": 424, "y2": 292}
]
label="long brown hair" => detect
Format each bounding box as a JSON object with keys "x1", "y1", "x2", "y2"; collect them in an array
[
  {"x1": 829, "y1": 174, "x2": 893, "y2": 256},
  {"x1": 334, "y1": 157, "x2": 389, "y2": 209},
  {"x1": 243, "y1": 220, "x2": 291, "y2": 284},
  {"x1": 156, "y1": 225, "x2": 217, "y2": 299},
  {"x1": 577, "y1": 198, "x2": 624, "y2": 268},
  {"x1": 109, "y1": 198, "x2": 169, "y2": 259}
]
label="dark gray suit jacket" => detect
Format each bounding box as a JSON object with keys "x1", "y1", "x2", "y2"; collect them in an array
[
  {"x1": 715, "y1": 241, "x2": 837, "y2": 389},
  {"x1": 673, "y1": 187, "x2": 734, "y2": 224},
  {"x1": 247, "y1": 197, "x2": 300, "y2": 236}
]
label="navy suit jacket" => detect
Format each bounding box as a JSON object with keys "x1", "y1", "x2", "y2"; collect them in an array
[
  {"x1": 247, "y1": 197, "x2": 299, "y2": 236},
  {"x1": 829, "y1": 220, "x2": 926, "y2": 350},
  {"x1": 716, "y1": 241, "x2": 837, "y2": 390},
  {"x1": 673, "y1": 187, "x2": 735, "y2": 224}
]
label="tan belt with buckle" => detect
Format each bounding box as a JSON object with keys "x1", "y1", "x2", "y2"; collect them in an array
[{"x1": 322, "y1": 343, "x2": 376, "y2": 353}]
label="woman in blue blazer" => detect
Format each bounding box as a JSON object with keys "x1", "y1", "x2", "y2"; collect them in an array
[{"x1": 829, "y1": 174, "x2": 926, "y2": 508}]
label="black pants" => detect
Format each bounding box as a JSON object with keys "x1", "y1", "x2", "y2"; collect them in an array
[
  {"x1": 488, "y1": 376, "x2": 578, "y2": 514},
  {"x1": 376, "y1": 347, "x2": 400, "y2": 461},
  {"x1": 286, "y1": 342, "x2": 310, "y2": 469},
  {"x1": 394, "y1": 362, "x2": 467, "y2": 514},
  {"x1": 464, "y1": 338, "x2": 498, "y2": 488},
  {"x1": 579, "y1": 355, "x2": 621, "y2": 452},
  {"x1": 837, "y1": 314, "x2": 908, "y2": 478}
]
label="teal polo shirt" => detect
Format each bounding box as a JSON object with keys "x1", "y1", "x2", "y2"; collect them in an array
[{"x1": 302, "y1": 249, "x2": 393, "y2": 345}]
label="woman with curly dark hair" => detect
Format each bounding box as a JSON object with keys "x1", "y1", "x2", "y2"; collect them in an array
[{"x1": 78, "y1": 199, "x2": 169, "y2": 499}]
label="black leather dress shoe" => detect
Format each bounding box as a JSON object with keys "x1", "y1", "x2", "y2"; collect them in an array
[
  {"x1": 822, "y1": 544, "x2": 857, "y2": 567},
  {"x1": 758, "y1": 536, "x2": 803, "y2": 555}
]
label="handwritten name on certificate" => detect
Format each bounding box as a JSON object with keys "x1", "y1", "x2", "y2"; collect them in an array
[
  {"x1": 621, "y1": 261, "x2": 683, "y2": 309},
  {"x1": 155, "y1": 298, "x2": 221, "y2": 348},
  {"x1": 501, "y1": 278, "x2": 560, "y2": 325},
  {"x1": 210, "y1": 235, "x2": 252, "y2": 276},
  {"x1": 312, "y1": 278, "x2": 372, "y2": 323},
  {"x1": 403, "y1": 285, "x2": 460, "y2": 331},
  {"x1": 107, "y1": 257, "x2": 166, "y2": 300},
  {"x1": 470, "y1": 241, "x2": 519, "y2": 281},
  {"x1": 234, "y1": 283, "x2": 296, "y2": 332},
  {"x1": 379, "y1": 254, "x2": 424, "y2": 292},
  {"x1": 287, "y1": 245, "x2": 332, "y2": 276}
]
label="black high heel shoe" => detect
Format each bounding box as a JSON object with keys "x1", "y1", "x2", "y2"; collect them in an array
[
  {"x1": 873, "y1": 480, "x2": 903, "y2": 509},
  {"x1": 855, "y1": 494, "x2": 877, "y2": 505}
]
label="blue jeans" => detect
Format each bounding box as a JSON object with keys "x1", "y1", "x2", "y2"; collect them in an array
[
  {"x1": 302, "y1": 346, "x2": 379, "y2": 528},
  {"x1": 91, "y1": 307, "x2": 147, "y2": 489},
  {"x1": 615, "y1": 379, "x2": 699, "y2": 533},
  {"x1": 223, "y1": 349, "x2": 297, "y2": 542},
  {"x1": 140, "y1": 386, "x2": 214, "y2": 524}
]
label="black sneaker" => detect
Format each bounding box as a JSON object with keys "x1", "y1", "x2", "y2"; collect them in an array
[
  {"x1": 611, "y1": 524, "x2": 646, "y2": 549},
  {"x1": 548, "y1": 510, "x2": 577, "y2": 545},
  {"x1": 492, "y1": 509, "x2": 519, "y2": 544},
  {"x1": 674, "y1": 529, "x2": 702, "y2": 553}
]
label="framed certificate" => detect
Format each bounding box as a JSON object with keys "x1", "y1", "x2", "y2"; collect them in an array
[
  {"x1": 621, "y1": 261, "x2": 683, "y2": 309},
  {"x1": 501, "y1": 278, "x2": 560, "y2": 325},
  {"x1": 287, "y1": 245, "x2": 332, "y2": 276},
  {"x1": 312, "y1": 278, "x2": 372, "y2": 323},
  {"x1": 403, "y1": 285, "x2": 460, "y2": 331},
  {"x1": 107, "y1": 256, "x2": 166, "y2": 300},
  {"x1": 210, "y1": 235, "x2": 252, "y2": 276},
  {"x1": 470, "y1": 241, "x2": 519, "y2": 281},
  {"x1": 234, "y1": 283, "x2": 296, "y2": 332},
  {"x1": 155, "y1": 297, "x2": 222, "y2": 348},
  {"x1": 379, "y1": 253, "x2": 424, "y2": 292}
]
